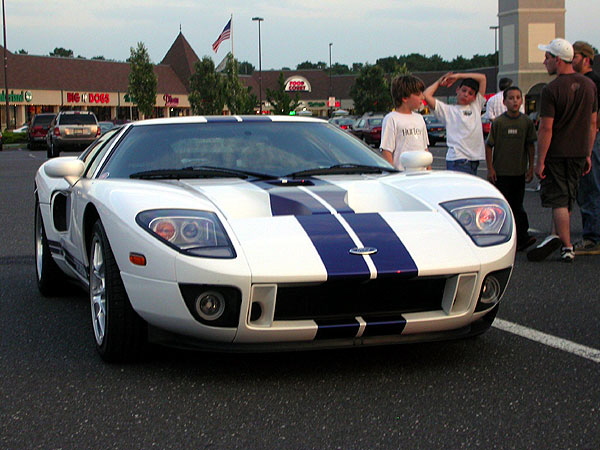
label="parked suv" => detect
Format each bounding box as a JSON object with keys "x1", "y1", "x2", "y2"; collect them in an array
[
  {"x1": 46, "y1": 111, "x2": 100, "y2": 157},
  {"x1": 27, "y1": 113, "x2": 56, "y2": 150}
]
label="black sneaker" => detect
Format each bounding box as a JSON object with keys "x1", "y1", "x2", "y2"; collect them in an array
[
  {"x1": 517, "y1": 236, "x2": 537, "y2": 251},
  {"x1": 560, "y1": 247, "x2": 575, "y2": 262},
  {"x1": 527, "y1": 235, "x2": 561, "y2": 261}
]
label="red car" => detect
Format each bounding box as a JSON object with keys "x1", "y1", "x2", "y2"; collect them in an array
[
  {"x1": 27, "y1": 113, "x2": 56, "y2": 150},
  {"x1": 350, "y1": 114, "x2": 383, "y2": 147},
  {"x1": 482, "y1": 118, "x2": 492, "y2": 138}
]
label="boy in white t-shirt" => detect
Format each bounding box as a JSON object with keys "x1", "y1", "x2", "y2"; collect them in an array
[
  {"x1": 380, "y1": 75, "x2": 430, "y2": 170},
  {"x1": 423, "y1": 72, "x2": 487, "y2": 175}
]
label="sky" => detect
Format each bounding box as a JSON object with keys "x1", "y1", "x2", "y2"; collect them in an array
[{"x1": 5, "y1": 0, "x2": 599, "y2": 70}]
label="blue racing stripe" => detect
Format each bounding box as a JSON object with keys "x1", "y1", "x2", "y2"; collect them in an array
[
  {"x1": 204, "y1": 116, "x2": 240, "y2": 122},
  {"x1": 342, "y1": 213, "x2": 418, "y2": 277},
  {"x1": 297, "y1": 214, "x2": 370, "y2": 280},
  {"x1": 361, "y1": 316, "x2": 407, "y2": 337},
  {"x1": 309, "y1": 181, "x2": 354, "y2": 213},
  {"x1": 256, "y1": 182, "x2": 330, "y2": 216},
  {"x1": 315, "y1": 319, "x2": 360, "y2": 339},
  {"x1": 256, "y1": 179, "x2": 353, "y2": 216}
]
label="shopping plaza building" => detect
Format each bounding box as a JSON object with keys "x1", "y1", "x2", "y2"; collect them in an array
[
  {"x1": 0, "y1": 0, "x2": 596, "y2": 128},
  {"x1": 0, "y1": 31, "x2": 494, "y2": 129}
]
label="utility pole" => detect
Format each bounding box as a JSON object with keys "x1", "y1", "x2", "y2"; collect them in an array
[{"x1": 2, "y1": 0, "x2": 9, "y2": 130}]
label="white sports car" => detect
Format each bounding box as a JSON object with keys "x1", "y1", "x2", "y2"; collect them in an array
[{"x1": 35, "y1": 116, "x2": 515, "y2": 362}]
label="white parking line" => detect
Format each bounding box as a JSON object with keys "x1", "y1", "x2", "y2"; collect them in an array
[{"x1": 493, "y1": 319, "x2": 600, "y2": 363}]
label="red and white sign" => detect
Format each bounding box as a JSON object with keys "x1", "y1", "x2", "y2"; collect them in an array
[
  {"x1": 285, "y1": 76, "x2": 311, "y2": 92},
  {"x1": 66, "y1": 92, "x2": 110, "y2": 104},
  {"x1": 163, "y1": 94, "x2": 180, "y2": 107}
]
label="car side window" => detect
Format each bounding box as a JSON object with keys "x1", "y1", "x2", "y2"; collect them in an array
[{"x1": 81, "y1": 128, "x2": 122, "y2": 178}]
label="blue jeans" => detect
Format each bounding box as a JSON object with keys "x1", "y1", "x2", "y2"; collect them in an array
[
  {"x1": 577, "y1": 132, "x2": 600, "y2": 242},
  {"x1": 446, "y1": 159, "x2": 480, "y2": 176}
]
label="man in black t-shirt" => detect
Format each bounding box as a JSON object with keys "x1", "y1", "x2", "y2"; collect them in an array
[
  {"x1": 527, "y1": 39, "x2": 598, "y2": 263},
  {"x1": 572, "y1": 41, "x2": 600, "y2": 255}
]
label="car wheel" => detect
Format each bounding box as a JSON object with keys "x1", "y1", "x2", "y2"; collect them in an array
[
  {"x1": 89, "y1": 219, "x2": 147, "y2": 362},
  {"x1": 35, "y1": 198, "x2": 67, "y2": 296}
]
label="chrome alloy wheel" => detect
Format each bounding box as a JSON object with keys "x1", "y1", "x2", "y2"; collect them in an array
[
  {"x1": 90, "y1": 236, "x2": 107, "y2": 346},
  {"x1": 35, "y1": 207, "x2": 44, "y2": 280}
]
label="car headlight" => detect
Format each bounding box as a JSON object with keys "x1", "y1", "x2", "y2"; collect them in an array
[
  {"x1": 441, "y1": 198, "x2": 513, "y2": 247},
  {"x1": 136, "y1": 209, "x2": 236, "y2": 258}
]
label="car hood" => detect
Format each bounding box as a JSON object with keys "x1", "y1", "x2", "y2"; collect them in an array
[{"x1": 171, "y1": 172, "x2": 506, "y2": 281}]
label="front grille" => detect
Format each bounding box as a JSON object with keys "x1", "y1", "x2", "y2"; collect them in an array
[{"x1": 274, "y1": 276, "x2": 447, "y2": 321}]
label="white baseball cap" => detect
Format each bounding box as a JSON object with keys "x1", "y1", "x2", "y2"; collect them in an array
[{"x1": 538, "y1": 38, "x2": 574, "y2": 63}]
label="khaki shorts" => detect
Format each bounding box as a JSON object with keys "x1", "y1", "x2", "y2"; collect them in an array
[{"x1": 540, "y1": 157, "x2": 586, "y2": 210}]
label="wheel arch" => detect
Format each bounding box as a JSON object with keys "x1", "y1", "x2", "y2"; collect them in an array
[{"x1": 83, "y1": 203, "x2": 101, "y2": 259}]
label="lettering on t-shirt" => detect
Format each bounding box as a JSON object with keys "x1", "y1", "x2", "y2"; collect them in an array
[
  {"x1": 401, "y1": 128, "x2": 424, "y2": 137},
  {"x1": 463, "y1": 110, "x2": 472, "y2": 116},
  {"x1": 507, "y1": 128, "x2": 518, "y2": 135}
]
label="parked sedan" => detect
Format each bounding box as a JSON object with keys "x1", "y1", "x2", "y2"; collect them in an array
[
  {"x1": 328, "y1": 116, "x2": 356, "y2": 130},
  {"x1": 423, "y1": 114, "x2": 446, "y2": 146},
  {"x1": 35, "y1": 116, "x2": 515, "y2": 362},
  {"x1": 350, "y1": 114, "x2": 384, "y2": 147}
]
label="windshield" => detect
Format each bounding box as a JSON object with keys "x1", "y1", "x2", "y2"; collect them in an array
[
  {"x1": 100, "y1": 121, "x2": 392, "y2": 179},
  {"x1": 59, "y1": 114, "x2": 97, "y2": 125}
]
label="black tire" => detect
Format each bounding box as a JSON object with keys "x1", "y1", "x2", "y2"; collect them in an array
[
  {"x1": 35, "y1": 198, "x2": 67, "y2": 296},
  {"x1": 89, "y1": 220, "x2": 147, "y2": 362}
]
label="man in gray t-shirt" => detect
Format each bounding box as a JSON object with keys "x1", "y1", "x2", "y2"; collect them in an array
[{"x1": 527, "y1": 39, "x2": 598, "y2": 263}]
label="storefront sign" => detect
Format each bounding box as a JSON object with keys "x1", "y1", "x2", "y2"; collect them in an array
[
  {"x1": 66, "y1": 92, "x2": 110, "y2": 104},
  {"x1": 285, "y1": 76, "x2": 311, "y2": 92},
  {"x1": 163, "y1": 94, "x2": 179, "y2": 106},
  {"x1": 0, "y1": 90, "x2": 32, "y2": 103}
]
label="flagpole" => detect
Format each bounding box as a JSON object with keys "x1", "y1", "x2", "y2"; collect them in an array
[{"x1": 230, "y1": 13, "x2": 234, "y2": 57}]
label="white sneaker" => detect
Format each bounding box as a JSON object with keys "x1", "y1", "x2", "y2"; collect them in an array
[{"x1": 560, "y1": 247, "x2": 575, "y2": 262}]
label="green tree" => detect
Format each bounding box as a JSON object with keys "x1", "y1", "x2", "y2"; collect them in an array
[
  {"x1": 17, "y1": 49, "x2": 28, "y2": 55},
  {"x1": 50, "y1": 47, "x2": 73, "y2": 58},
  {"x1": 238, "y1": 61, "x2": 255, "y2": 75},
  {"x1": 266, "y1": 72, "x2": 300, "y2": 115},
  {"x1": 296, "y1": 61, "x2": 327, "y2": 70},
  {"x1": 91, "y1": 56, "x2": 106, "y2": 60},
  {"x1": 330, "y1": 63, "x2": 351, "y2": 75},
  {"x1": 128, "y1": 42, "x2": 157, "y2": 119},
  {"x1": 223, "y1": 53, "x2": 256, "y2": 114},
  {"x1": 349, "y1": 64, "x2": 392, "y2": 115},
  {"x1": 188, "y1": 57, "x2": 224, "y2": 115}
]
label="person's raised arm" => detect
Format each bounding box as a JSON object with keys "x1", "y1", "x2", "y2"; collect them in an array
[
  {"x1": 424, "y1": 73, "x2": 451, "y2": 111},
  {"x1": 443, "y1": 72, "x2": 487, "y2": 99}
]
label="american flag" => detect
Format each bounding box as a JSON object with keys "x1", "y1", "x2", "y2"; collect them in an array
[{"x1": 212, "y1": 19, "x2": 231, "y2": 53}]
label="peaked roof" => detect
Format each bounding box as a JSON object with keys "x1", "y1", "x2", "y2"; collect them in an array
[
  {"x1": 0, "y1": 48, "x2": 188, "y2": 94},
  {"x1": 160, "y1": 32, "x2": 201, "y2": 89}
]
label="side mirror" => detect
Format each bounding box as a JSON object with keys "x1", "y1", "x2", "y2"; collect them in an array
[
  {"x1": 401, "y1": 151, "x2": 433, "y2": 172},
  {"x1": 44, "y1": 157, "x2": 85, "y2": 186}
]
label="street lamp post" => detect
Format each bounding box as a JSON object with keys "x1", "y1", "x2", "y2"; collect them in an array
[
  {"x1": 328, "y1": 42, "x2": 333, "y2": 116},
  {"x1": 252, "y1": 17, "x2": 263, "y2": 114},
  {"x1": 2, "y1": 0, "x2": 9, "y2": 130},
  {"x1": 490, "y1": 25, "x2": 499, "y2": 68}
]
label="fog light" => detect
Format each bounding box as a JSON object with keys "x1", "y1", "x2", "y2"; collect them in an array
[
  {"x1": 195, "y1": 291, "x2": 225, "y2": 321},
  {"x1": 480, "y1": 276, "x2": 502, "y2": 305}
]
